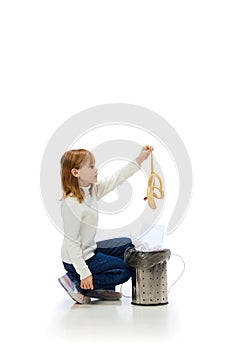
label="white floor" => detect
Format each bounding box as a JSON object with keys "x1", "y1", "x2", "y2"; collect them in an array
[{"x1": 47, "y1": 280, "x2": 181, "y2": 346}]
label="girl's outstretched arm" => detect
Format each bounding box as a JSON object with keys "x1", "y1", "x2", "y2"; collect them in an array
[{"x1": 95, "y1": 145, "x2": 153, "y2": 200}]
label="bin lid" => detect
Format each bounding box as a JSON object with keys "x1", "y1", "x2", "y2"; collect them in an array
[{"x1": 124, "y1": 247, "x2": 171, "y2": 268}]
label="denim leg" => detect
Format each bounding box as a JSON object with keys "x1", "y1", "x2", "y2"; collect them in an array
[
  {"x1": 96, "y1": 237, "x2": 134, "y2": 259},
  {"x1": 85, "y1": 250, "x2": 132, "y2": 290},
  {"x1": 62, "y1": 237, "x2": 136, "y2": 293},
  {"x1": 96, "y1": 237, "x2": 136, "y2": 286},
  {"x1": 92, "y1": 268, "x2": 131, "y2": 291},
  {"x1": 63, "y1": 254, "x2": 131, "y2": 293}
]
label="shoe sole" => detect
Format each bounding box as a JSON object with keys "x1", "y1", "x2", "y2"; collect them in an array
[
  {"x1": 58, "y1": 277, "x2": 90, "y2": 304},
  {"x1": 87, "y1": 291, "x2": 122, "y2": 300}
]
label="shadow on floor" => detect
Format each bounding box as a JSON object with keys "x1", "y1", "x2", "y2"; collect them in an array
[{"x1": 48, "y1": 296, "x2": 180, "y2": 344}]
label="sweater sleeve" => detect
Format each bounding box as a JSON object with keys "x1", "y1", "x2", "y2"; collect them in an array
[
  {"x1": 61, "y1": 201, "x2": 92, "y2": 280},
  {"x1": 95, "y1": 159, "x2": 141, "y2": 200}
]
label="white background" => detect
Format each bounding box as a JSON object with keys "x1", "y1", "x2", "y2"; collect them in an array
[{"x1": 1, "y1": 1, "x2": 233, "y2": 349}]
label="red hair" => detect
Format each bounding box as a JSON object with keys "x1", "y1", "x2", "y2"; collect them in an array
[{"x1": 60, "y1": 149, "x2": 95, "y2": 203}]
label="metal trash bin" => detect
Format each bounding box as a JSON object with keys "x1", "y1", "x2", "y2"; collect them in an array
[{"x1": 124, "y1": 247, "x2": 171, "y2": 306}]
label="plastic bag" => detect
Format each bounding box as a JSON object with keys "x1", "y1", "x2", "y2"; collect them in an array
[
  {"x1": 124, "y1": 247, "x2": 171, "y2": 268},
  {"x1": 131, "y1": 224, "x2": 164, "y2": 252}
]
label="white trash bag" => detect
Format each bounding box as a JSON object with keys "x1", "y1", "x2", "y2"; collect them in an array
[{"x1": 131, "y1": 224, "x2": 164, "y2": 252}]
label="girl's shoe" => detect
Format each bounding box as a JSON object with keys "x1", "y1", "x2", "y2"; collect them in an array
[
  {"x1": 87, "y1": 289, "x2": 122, "y2": 300},
  {"x1": 58, "y1": 274, "x2": 91, "y2": 304}
]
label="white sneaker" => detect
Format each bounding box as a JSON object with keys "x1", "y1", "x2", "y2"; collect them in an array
[{"x1": 58, "y1": 274, "x2": 91, "y2": 304}]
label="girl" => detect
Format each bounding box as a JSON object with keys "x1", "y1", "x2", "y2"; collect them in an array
[{"x1": 58, "y1": 145, "x2": 153, "y2": 304}]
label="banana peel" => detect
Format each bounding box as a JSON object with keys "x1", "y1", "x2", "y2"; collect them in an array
[{"x1": 144, "y1": 149, "x2": 164, "y2": 209}]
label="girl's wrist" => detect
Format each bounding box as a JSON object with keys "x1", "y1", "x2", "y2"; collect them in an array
[{"x1": 136, "y1": 156, "x2": 142, "y2": 166}]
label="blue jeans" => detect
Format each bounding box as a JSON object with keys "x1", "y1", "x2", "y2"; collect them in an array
[{"x1": 63, "y1": 237, "x2": 135, "y2": 294}]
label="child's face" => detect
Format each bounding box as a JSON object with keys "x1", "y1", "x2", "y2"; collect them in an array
[{"x1": 77, "y1": 159, "x2": 98, "y2": 187}]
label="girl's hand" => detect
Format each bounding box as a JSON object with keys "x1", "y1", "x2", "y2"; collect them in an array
[
  {"x1": 81, "y1": 275, "x2": 94, "y2": 290},
  {"x1": 136, "y1": 145, "x2": 154, "y2": 166}
]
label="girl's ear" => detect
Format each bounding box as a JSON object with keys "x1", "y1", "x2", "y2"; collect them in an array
[{"x1": 71, "y1": 168, "x2": 79, "y2": 178}]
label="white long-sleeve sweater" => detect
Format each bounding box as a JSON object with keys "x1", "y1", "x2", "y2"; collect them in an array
[{"x1": 61, "y1": 159, "x2": 141, "y2": 280}]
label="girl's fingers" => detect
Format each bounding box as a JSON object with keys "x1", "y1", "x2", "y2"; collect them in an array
[
  {"x1": 81, "y1": 282, "x2": 94, "y2": 290},
  {"x1": 144, "y1": 145, "x2": 153, "y2": 151}
]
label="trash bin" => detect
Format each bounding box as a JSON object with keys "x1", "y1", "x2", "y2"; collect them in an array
[{"x1": 124, "y1": 247, "x2": 171, "y2": 306}]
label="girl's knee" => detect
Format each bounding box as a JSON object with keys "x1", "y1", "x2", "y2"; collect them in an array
[{"x1": 123, "y1": 237, "x2": 134, "y2": 249}]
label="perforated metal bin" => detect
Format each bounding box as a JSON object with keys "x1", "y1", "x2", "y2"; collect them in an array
[{"x1": 124, "y1": 248, "x2": 171, "y2": 306}]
